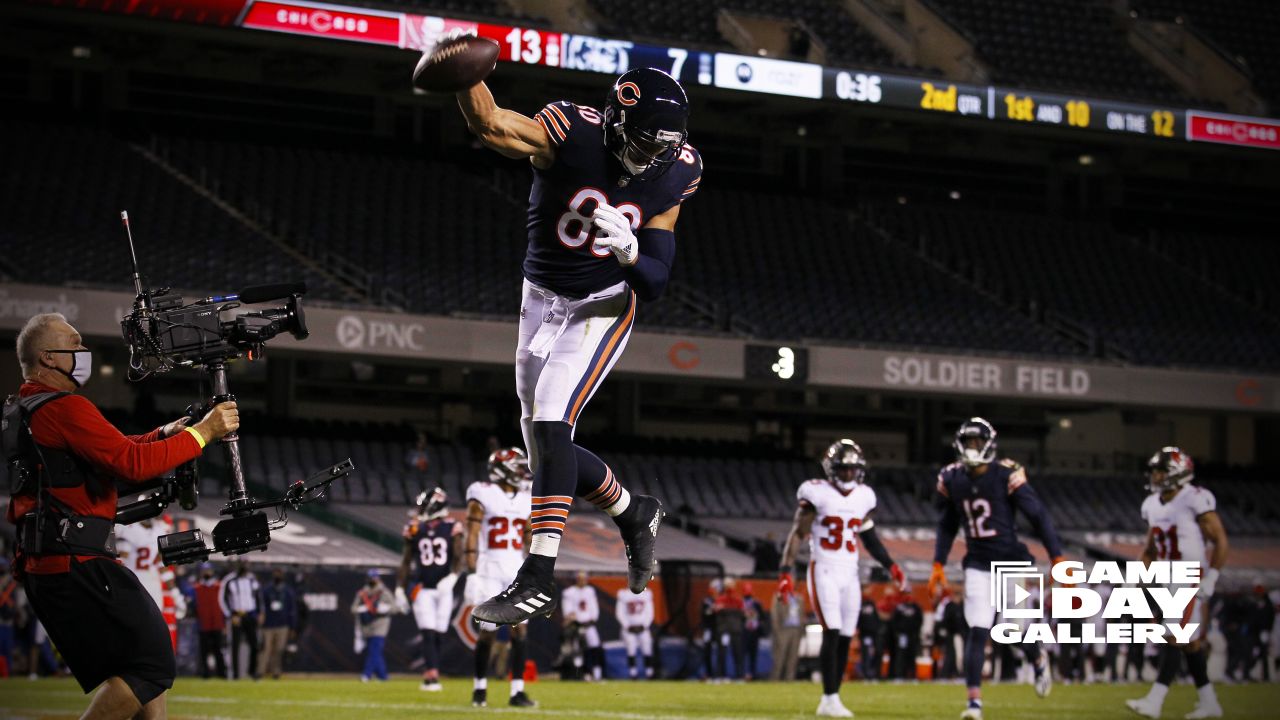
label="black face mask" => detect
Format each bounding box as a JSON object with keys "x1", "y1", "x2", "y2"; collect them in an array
[
  {"x1": 367, "y1": 580, "x2": 376, "y2": 588},
  {"x1": 202, "y1": 573, "x2": 213, "y2": 580}
]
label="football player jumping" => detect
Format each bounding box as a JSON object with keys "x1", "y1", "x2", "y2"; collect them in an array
[
  {"x1": 464, "y1": 448, "x2": 537, "y2": 707},
  {"x1": 427, "y1": 35, "x2": 703, "y2": 625},
  {"x1": 781, "y1": 440, "x2": 909, "y2": 718},
  {"x1": 395, "y1": 487, "x2": 462, "y2": 692},
  {"x1": 929, "y1": 418, "x2": 1062, "y2": 720},
  {"x1": 1126, "y1": 447, "x2": 1228, "y2": 720}
]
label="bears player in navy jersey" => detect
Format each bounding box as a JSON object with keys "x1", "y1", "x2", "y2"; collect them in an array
[
  {"x1": 929, "y1": 418, "x2": 1065, "y2": 720},
  {"x1": 428, "y1": 36, "x2": 703, "y2": 625},
  {"x1": 395, "y1": 487, "x2": 463, "y2": 692}
]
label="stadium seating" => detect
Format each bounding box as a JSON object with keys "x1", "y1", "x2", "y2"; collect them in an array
[
  {"x1": 872, "y1": 202, "x2": 1280, "y2": 370},
  {"x1": 0, "y1": 122, "x2": 343, "y2": 300},
  {"x1": 220, "y1": 421, "x2": 1279, "y2": 537},
  {"x1": 1131, "y1": 0, "x2": 1280, "y2": 112},
  {"x1": 923, "y1": 0, "x2": 1187, "y2": 104},
  {"x1": 6, "y1": 120, "x2": 1276, "y2": 370},
  {"x1": 588, "y1": 0, "x2": 903, "y2": 68},
  {"x1": 1142, "y1": 230, "x2": 1279, "y2": 316},
  {"x1": 678, "y1": 187, "x2": 1084, "y2": 355}
]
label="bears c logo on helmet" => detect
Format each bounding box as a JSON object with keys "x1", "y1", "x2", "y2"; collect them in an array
[{"x1": 616, "y1": 81, "x2": 640, "y2": 106}]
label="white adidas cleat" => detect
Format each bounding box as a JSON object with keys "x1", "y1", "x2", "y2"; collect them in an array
[
  {"x1": 960, "y1": 704, "x2": 983, "y2": 720},
  {"x1": 1126, "y1": 696, "x2": 1164, "y2": 719},
  {"x1": 1184, "y1": 701, "x2": 1223, "y2": 719}
]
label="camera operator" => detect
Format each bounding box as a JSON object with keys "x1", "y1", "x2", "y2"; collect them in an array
[{"x1": 3, "y1": 313, "x2": 239, "y2": 720}]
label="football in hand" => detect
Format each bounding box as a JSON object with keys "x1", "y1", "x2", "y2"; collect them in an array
[{"x1": 412, "y1": 35, "x2": 500, "y2": 93}]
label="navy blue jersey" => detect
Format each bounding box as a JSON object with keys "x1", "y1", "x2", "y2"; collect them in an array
[
  {"x1": 933, "y1": 458, "x2": 1063, "y2": 570},
  {"x1": 525, "y1": 100, "x2": 702, "y2": 297},
  {"x1": 403, "y1": 517, "x2": 460, "y2": 589}
]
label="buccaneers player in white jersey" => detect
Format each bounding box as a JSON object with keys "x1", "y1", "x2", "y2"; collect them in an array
[
  {"x1": 781, "y1": 440, "x2": 908, "y2": 718},
  {"x1": 464, "y1": 448, "x2": 536, "y2": 708},
  {"x1": 1127, "y1": 447, "x2": 1228, "y2": 720},
  {"x1": 115, "y1": 515, "x2": 186, "y2": 650}
]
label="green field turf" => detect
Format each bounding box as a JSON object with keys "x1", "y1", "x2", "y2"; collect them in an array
[{"x1": 2, "y1": 677, "x2": 1279, "y2": 719}]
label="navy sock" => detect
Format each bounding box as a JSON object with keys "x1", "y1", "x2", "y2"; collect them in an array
[
  {"x1": 421, "y1": 630, "x2": 439, "y2": 670},
  {"x1": 475, "y1": 637, "x2": 492, "y2": 680},
  {"x1": 529, "y1": 422, "x2": 576, "y2": 554},
  {"x1": 1157, "y1": 645, "x2": 1182, "y2": 686},
  {"x1": 1023, "y1": 641, "x2": 1042, "y2": 672},
  {"x1": 511, "y1": 637, "x2": 527, "y2": 684},
  {"x1": 574, "y1": 445, "x2": 609, "y2": 496},
  {"x1": 1186, "y1": 648, "x2": 1210, "y2": 688},
  {"x1": 966, "y1": 626, "x2": 988, "y2": 690}
]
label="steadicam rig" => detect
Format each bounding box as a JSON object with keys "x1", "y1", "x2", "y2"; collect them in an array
[
  {"x1": 119, "y1": 211, "x2": 309, "y2": 379},
  {"x1": 113, "y1": 211, "x2": 352, "y2": 564}
]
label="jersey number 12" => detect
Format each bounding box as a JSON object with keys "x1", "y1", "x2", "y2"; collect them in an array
[{"x1": 962, "y1": 498, "x2": 998, "y2": 538}]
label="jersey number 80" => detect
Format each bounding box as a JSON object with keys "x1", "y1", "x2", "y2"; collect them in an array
[{"x1": 557, "y1": 188, "x2": 642, "y2": 257}]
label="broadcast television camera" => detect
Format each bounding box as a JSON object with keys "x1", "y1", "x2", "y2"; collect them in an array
[{"x1": 113, "y1": 211, "x2": 351, "y2": 564}]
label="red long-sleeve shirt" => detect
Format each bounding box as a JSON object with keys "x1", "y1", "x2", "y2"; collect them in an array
[
  {"x1": 7, "y1": 381, "x2": 203, "y2": 574},
  {"x1": 195, "y1": 579, "x2": 227, "y2": 632}
]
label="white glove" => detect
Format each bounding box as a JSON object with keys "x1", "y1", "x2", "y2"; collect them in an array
[
  {"x1": 591, "y1": 203, "x2": 638, "y2": 266},
  {"x1": 1198, "y1": 568, "x2": 1220, "y2": 600},
  {"x1": 394, "y1": 586, "x2": 410, "y2": 614}
]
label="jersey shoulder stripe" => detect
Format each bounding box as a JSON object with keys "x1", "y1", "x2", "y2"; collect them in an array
[
  {"x1": 535, "y1": 104, "x2": 569, "y2": 145},
  {"x1": 1003, "y1": 459, "x2": 1028, "y2": 493}
]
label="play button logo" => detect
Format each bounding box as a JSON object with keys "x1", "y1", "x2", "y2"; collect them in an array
[{"x1": 990, "y1": 561, "x2": 1045, "y2": 619}]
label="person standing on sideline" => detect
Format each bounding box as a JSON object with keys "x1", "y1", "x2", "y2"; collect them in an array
[
  {"x1": 769, "y1": 576, "x2": 804, "y2": 681},
  {"x1": 193, "y1": 563, "x2": 227, "y2": 679},
  {"x1": 260, "y1": 568, "x2": 297, "y2": 680},
  {"x1": 221, "y1": 561, "x2": 262, "y2": 680},
  {"x1": 353, "y1": 570, "x2": 394, "y2": 682},
  {"x1": 741, "y1": 582, "x2": 767, "y2": 680},
  {"x1": 615, "y1": 586, "x2": 656, "y2": 679}
]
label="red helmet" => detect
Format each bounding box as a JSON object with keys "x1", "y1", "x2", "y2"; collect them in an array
[
  {"x1": 488, "y1": 447, "x2": 531, "y2": 490},
  {"x1": 1145, "y1": 446, "x2": 1194, "y2": 493}
]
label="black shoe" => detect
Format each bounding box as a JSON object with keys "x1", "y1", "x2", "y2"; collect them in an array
[
  {"x1": 471, "y1": 688, "x2": 487, "y2": 707},
  {"x1": 471, "y1": 572, "x2": 558, "y2": 625},
  {"x1": 619, "y1": 495, "x2": 665, "y2": 593},
  {"x1": 509, "y1": 691, "x2": 538, "y2": 707}
]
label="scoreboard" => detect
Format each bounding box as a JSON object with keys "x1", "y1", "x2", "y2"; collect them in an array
[{"x1": 43, "y1": 0, "x2": 1280, "y2": 151}]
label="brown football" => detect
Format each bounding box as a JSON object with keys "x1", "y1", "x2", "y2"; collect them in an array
[{"x1": 412, "y1": 35, "x2": 500, "y2": 93}]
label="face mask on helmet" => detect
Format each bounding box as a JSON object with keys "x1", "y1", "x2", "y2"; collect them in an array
[
  {"x1": 1145, "y1": 447, "x2": 1194, "y2": 493},
  {"x1": 615, "y1": 126, "x2": 685, "y2": 177},
  {"x1": 604, "y1": 68, "x2": 689, "y2": 182},
  {"x1": 821, "y1": 440, "x2": 867, "y2": 491},
  {"x1": 954, "y1": 418, "x2": 998, "y2": 467}
]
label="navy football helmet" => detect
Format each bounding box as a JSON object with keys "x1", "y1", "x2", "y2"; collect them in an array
[
  {"x1": 415, "y1": 486, "x2": 449, "y2": 520},
  {"x1": 602, "y1": 67, "x2": 689, "y2": 182},
  {"x1": 954, "y1": 418, "x2": 998, "y2": 467},
  {"x1": 1145, "y1": 446, "x2": 1195, "y2": 493},
  {"x1": 821, "y1": 439, "x2": 868, "y2": 492}
]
